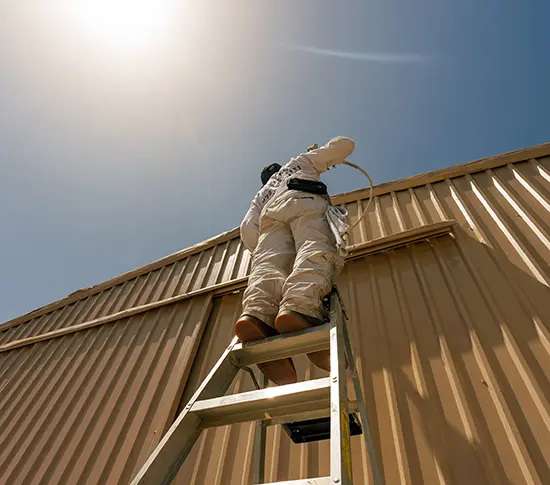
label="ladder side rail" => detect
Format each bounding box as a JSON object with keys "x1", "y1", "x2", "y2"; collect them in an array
[
  {"x1": 329, "y1": 292, "x2": 354, "y2": 485},
  {"x1": 252, "y1": 374, "x2": 268, "y2": 484},
  {"x1": 131, "y1": 337, "x2": 241, "y2": 485}
]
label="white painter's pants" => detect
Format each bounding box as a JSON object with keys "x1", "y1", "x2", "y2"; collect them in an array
[{"x1": 242, "y1": 193, "x2": 344, "y2": 327}]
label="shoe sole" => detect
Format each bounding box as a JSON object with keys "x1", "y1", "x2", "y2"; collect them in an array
[
  {"x1": 234, "y1": 318, "x2": 297, "y2": 386},
  {"x1": 234, "y1": 319, "x2": 276, "y2": 342},
  {"x1": 257, "y1": 360, "x2": 298, "y2": 386},
  {"x1": 274, "y1": 313, "x2": 331, "y2": 372}
]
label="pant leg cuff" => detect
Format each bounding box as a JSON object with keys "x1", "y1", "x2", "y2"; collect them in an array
[{"x1": 278, "y1": 304, "x2": 323, "y2": 321}]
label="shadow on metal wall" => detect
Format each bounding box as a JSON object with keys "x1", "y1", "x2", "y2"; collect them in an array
[{"x1": 340, "y1": 228, "x2": 549, "y2": 485}]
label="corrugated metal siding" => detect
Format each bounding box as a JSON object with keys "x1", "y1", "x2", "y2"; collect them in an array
[
  {"x1": 0, "y1": 150, "x2": 549, "y2": 484},
  {"x1": 0, "y1": 295, "x2": 212, "y2": 485},
  {"x1": 340, "y1": 238, "x2": 550, "y2": 485}
]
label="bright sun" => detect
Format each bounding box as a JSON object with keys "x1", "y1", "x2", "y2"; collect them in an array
[{"x1": 66, "y1": 0, "x2": 180, "y2": 58}]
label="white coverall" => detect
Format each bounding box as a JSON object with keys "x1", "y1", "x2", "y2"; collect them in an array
[{"x1": 240, "y1": 137, "x2": 355, "y2": 326}]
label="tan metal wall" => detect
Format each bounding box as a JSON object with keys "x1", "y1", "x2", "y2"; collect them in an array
[
  {"x1": 0, "y1": 296, "x2": 212, "y2": 485},
  {"x1": 0, "y1": 149, "x2": 549, "y2": 484}
]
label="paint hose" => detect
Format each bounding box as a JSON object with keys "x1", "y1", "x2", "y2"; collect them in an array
[
  {"x1": 307, "y1": 143, "x2": 374, "y2": 225},
  {"x1": 342, "y1": 161, "x2": 374, "y2": 231},
  {"x1": 326, "y1": 161, "x2": 374, "y2": 256}
]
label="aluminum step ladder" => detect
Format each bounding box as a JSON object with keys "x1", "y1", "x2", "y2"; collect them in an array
[{"x1": 130, "y1": 288, "x2": 383, "y2": 485}]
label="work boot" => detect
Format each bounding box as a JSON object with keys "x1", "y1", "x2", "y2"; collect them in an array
[
  {"x1": 274, "y1": 310, "x2": 331, "y2": 372},
  {"x1": 234, "y1": 314, "x2": 298, "y2": 386}
]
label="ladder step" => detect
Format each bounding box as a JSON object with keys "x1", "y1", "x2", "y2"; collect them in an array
[
  {"x1": 191, "y1": 377, "x2": 331, "y2": 428},
  {"x1": 231, "y1": 323, "x2": 330, "y2": 365},
  {"x1": 257, "y1": 478, "x2": 331, "y2": 485},
  {"x1": 262, "y1": 400, "x2": 359, "y2": 428}
]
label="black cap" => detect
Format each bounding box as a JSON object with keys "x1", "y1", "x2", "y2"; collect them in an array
[{"x1": 261, "y1": 163, "x2": 282, "y2": 185}]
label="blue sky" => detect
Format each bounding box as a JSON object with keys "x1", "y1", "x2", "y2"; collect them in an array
[{"x1": 1, "y1": 0, "x2": 549, "y2": 323}]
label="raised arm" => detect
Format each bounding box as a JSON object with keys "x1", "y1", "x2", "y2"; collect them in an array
[{"x1": 302, "y1": 136, "x2": 355, "y2": 174}]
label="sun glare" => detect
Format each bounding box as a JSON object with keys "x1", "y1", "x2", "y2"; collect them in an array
[{"x1": 66, "y1": 0, "x2": 180, "y2": 58}]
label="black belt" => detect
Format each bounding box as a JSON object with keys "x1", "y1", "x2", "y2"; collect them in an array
[{"x1": 287, "y1": 178, "x2": 328, "y2": 195}]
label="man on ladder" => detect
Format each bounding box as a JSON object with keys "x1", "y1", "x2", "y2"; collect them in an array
[
  {"x1": 130, "y1": 135, "x2": 385, "y2": 485},
  {"x1": 235, "y1": 136, "x2": 355, "y2": 385}
]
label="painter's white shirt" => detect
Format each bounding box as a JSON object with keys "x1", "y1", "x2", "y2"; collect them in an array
[{"x1": 240, "y1": 136, "x2": 355, "y2": 252}]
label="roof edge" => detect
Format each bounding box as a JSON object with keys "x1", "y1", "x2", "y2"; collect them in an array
[
  {"x1": 0, "y1": 226, "x2": 240, "y2": 331},
  {"x1": 331, "y1": 141, "x2": 550, "y2": 205},
  {"x1": 3, "y1": 141, "x2": 549, "y2": 330}
]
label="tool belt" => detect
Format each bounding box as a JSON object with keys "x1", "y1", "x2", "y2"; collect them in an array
[{"x1": 287, "y1": 178, "x2": 328, "y2": 195}]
